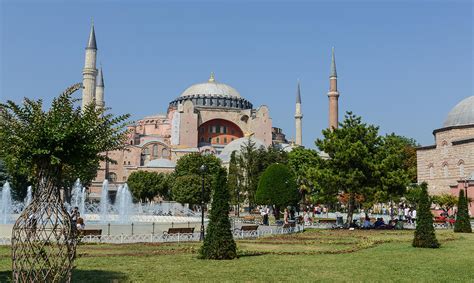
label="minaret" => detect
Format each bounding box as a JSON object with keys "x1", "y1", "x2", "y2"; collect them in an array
[
  {"x1": 95, "y1": 66, "x2": 105, "y2": 109},
  {"x1": 327, "y1": 47, "x2": 340, "y2": 130},
  {"x1": 295, "y1": 80, "x2": 303, "y2": 146},
  {"x1": 81, "y1": 22, "x2": 98, "y2": 110}
]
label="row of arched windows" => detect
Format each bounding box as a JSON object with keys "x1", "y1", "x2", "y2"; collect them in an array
[{"x1": 428, "y1": 160, "x2": 465, "y2": 179}]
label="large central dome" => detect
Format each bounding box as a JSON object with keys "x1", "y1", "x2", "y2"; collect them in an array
[
  {"x1": 443, "y1": 96, "x2": 474, "y2": 128},
  {"x1": 180, "y1": 73, "x2": 241, "y2": 98}
]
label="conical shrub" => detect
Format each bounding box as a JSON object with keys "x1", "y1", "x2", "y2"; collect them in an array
[
  {"x1": 199, "y1": 167, "x2": 237, "y2": 260},
  {"x1": 454, "y1": 189, "x2": 472, "y2": 233},
  {"x1": 412, "y1": 183, "x2": 439, "y2": 248}
]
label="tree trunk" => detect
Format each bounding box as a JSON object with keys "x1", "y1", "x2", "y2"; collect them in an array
[{"x1": 346, "y1": 192, "x2": 355, "y2": 225}]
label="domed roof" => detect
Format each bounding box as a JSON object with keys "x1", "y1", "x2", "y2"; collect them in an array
[
  {"x1": 443, "y1": 96, "x2": 474, "y2": 128},
  {"x1": 219, "y1": 136, "x2": 266, "y2": 163},
  {"x1": 143, "y1": 158, "x2": 176, "y2": 168},
  {"x1": 180, "y1": 73, "x2": 241, "y2": 98}
]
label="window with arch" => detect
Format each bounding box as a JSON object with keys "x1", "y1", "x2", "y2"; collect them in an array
[
  {"x1": 162, "y1": 148, "x2": 170, "y2": 158},
  {"x1": 458, "y1": 160, "x2": 465, "y2": 177},
  {"x1": 429, "y1": 164, "x2": 435, "y2": 179},
  {"x1": 441, "y1": 140, "x2": 448, "y2": 154},
  {"x1": 442, "y1": 162, "x2": 449, "y2": 178},
  {"x1": 144, "y1": 147, "x2": 150, "y2": 155},
  {"x1": 153, "y1": 144, "x2": 158, "y2": 157}
]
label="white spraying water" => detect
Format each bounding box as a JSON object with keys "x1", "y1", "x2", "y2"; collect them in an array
[
  {"x1": 0, "y1": 182, "x2": 12, "y2": 224},
  {"x1": 116, "y1": 184, "x2": 133, "y2": 224},
  {"x1": 70, "y1": 178, "x2": 82, "y2": 208},
  {"x1": 100, "y1": 180, "x2": 109, "y2": 223},
  {"x1": 79, "y1": 187, "x2": 86, "y2": 216},
  {"x1": 24, "y1": 186, "x2": 32, "y2": 207}
]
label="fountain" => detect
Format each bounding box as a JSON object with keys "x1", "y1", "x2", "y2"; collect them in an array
[
  {"x1": 1, "y1": 182, "x2": 12, "y2": 224},
  {"x1": 99, "y1": 180, "x2": 109, "y2": 223},
  {"x1": 23, "y1": 186, "x2": 32, "y2": 207},
  {"x1": 70, "y1": 179, "x2": 82, "y2": 208},
  {"x1": 116, "y1": 184, "x2": 133, "y2": 224},
  {"x1": 79, "y1": 187, "x2": 86, "y2": 216}
]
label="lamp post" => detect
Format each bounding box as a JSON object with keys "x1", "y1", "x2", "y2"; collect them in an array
[
  {"x1": 200, "y1": 164, "x2": 208, "y2": 241},
  {"x1": 236, "y1": 178, "x2": 240, "y2": 218}
]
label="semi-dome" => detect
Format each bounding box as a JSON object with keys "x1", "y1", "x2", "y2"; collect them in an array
[
  {"x1": 180, "y1": 73, "x2": 241, "y2": 98},
  {"x1": 443, "y1": 96, "x2": 474, "y2": 128},
  {"x1": 219, "y1": 136, "x2": 266, "y2": 163}
]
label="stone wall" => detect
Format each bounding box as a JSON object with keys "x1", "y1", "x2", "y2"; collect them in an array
[{"x1": 417, "y1": 125, "x2": 474, "y2": 195}]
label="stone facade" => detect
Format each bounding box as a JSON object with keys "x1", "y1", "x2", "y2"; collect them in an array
[
  {"x1": 88, "y1": 74, "x2": 276, "y2": 197},
  {"x1": 417, "y1": 94, "x2": 474, "y2": 213},
  {"x1": 417, "y1": 125, "x2": 474, "y2": 195}
]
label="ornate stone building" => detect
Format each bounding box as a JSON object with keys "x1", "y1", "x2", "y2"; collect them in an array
[
  {"x1": 78, "y1": 23, "x2": 340, "y2": 197},
  {"x1": 417, "y1": 95, "x2": 474, "y2": 215}
]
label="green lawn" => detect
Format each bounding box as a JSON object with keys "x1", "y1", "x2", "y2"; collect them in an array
[{"x1": 0, "y1": 230, "x2": 473, "y2": 282}]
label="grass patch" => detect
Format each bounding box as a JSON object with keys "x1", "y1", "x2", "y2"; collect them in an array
[{"x1": 0, "y1": 230, "x2": 472, "y2": 282}]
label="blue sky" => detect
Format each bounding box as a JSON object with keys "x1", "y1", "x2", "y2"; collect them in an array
[{"x1": 1, "y1": 0, "x2": 472, "y2": 148}]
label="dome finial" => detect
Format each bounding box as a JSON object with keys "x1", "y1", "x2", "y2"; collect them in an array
[{"x1": 209, "y1": 72, "x2": 215, "y2": 82}]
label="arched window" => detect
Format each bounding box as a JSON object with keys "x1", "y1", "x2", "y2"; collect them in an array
[
  {"x1": 429, "y1": 164, "x2": 435, "y2": 179},
  {"x1": 442, "y1": 162, "x2": 449, "y2": 178},
  {"x1": 458, "y1": 160, "x2": 465, "y2": 177},
  {"x1": 162, "y1": 148, "x2": 170, "y2": 158},
  {"x1": 153, "y1": 144, "x2": 158, "y2": 157}
]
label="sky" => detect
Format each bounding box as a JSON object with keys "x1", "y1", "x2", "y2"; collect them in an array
[{"x1": 1, "y1": 0, "x2": 473, "y2": 148}]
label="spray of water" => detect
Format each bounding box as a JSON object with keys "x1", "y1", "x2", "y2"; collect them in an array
[
  {"x1": 0, "y1": 182, "x2": 12, "y2": 224},
  {"x1": 99, "y1": 180, "x2": 109, "y2": 223},
  {"x1": 24, "y1": 186, "x2": 32, "y2": 207}
]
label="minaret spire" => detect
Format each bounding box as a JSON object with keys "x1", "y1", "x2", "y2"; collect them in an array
[
  {"x1": 95, "y1": 66, "x2": 105, "y2": 109},
  {"x1": 81, "y1": 21, "x2": 98, "y2": 110},
  {"x1": 330, "y1": 47, "x2": 337, "y2": 78},
  {"x1": 295, "y1": 79, "x2": 303, "y2": 146},
  {"x1": 327, "y1": 47, "x2": 340, "y2": 130}
]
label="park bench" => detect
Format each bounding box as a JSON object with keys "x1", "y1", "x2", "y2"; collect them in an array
[
  {"x1": 242, "y1": 215, "x2": 256, "y2": 223},
  {"x1": 80, "y1": 229, "x2": 102, "y2": 237},
  {"x1": 238, "y1": 225, "x2": 259, "y2": 232},
  {"x1": 79, "y1": 229, "x2": 102, "y2": 242},
  {"x1": 162, "y1": 227, "x2": 195, "y2": 240}
]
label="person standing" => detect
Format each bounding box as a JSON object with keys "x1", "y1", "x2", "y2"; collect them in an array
[{"x1": 283, "y1": 208, "x2": 289, "y2": 224}]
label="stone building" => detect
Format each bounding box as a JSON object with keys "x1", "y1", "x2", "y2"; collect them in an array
[
  {"x1": 78, "y1": 23, "x2": 340, "y2": 197},
  {"x1": 417, "y1": 95, "x2": 474, "y2": 215}
]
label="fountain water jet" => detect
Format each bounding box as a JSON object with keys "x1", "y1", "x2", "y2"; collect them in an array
[
  {"x1": 116, "y1": 184, "x2": 133, "y2": 224},
  {"x1": 24, "y1": 186, "x2": 32, "y2": 207},
  {"x1": 79, "y1": 187, "x2": 86, "y2": 216},
  {"x1": 1, "y1": 182, "x2": 13, "y2": 224},
  {"x1": 70, "y1": 179, "x2": 82, "y2": 208},
  {"x1": 99, "y1": 180, "x2": 109, "y2": 223}
]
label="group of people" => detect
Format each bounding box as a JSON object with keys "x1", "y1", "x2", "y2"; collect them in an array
[
  {"x1": 70, "y1": 207, "x2": 85, "y2": 231},
  {"x1": 360, "y1": 215, "x2": 404, "y2": 230},
  {"x1": 398, "y1": 205, "x2": 417, "y2": 224}
]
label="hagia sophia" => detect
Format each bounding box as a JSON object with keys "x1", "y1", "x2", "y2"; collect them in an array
[
  {"x1": 78, "y1": 23, "x2": 473, "y2": 213},
  {"x1": 80, "y1": 23, "x2": 340, "y2": 196}
]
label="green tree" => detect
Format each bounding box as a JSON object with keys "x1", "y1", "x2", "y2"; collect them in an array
[
  {"x1": 172, "y1": 153, "x2": 221, "y2": 207},
  {"x1": 413, "y1": 183, "x2": 440, "y2": 248},
  {"x1": 127, "y1": 171, "x2": 171, "y2": 202},
  {"x1": 227, "y1": 151, "x2": 242, "y2": 206},
  {"x1": 454, "y1": 189, "x2": 472, "y2": 233},
  {"x1": 0, "y1": 84, "x2": 130, "y2": 195},
  {"x1": 314, "y1": 112, "x2": 381, "y2": 224},
  {"x1": 255, "y1": 163, "x2": 299, "y2": 219},
  {"x1": 374, "y1": 134, "x2": 417, "y2": 216},
  {"x1": 432, "y1": 193, "x2": 457, "y2": 214},
  {"x1": 0, "y1": 159, "x2": 9, "y2": 188},
  {"x1": 199, "y1": 167, "x2": 237, "y2": 260},
  {"x1": 171, "y1": 174, "x2": 209, "y2": 206},
  {"x1": 174, "y1": 153, "x2": 222, "y2": 178},
  {"x1": 237, "y1": 138, "x2": 261, "y2": 209},
  {"x1": 288, "y1": 147, "x2": 321, "y2": 204}
]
